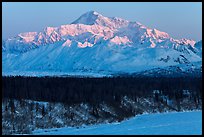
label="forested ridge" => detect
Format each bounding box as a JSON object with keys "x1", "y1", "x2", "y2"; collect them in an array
[{"x1": 2, "y1": 76, "x2": 202, "y2": 135}]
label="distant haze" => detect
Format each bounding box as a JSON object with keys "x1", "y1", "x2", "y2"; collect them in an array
[{"x1": 2, "y1": 2, "x2": 202, "y2": 41}]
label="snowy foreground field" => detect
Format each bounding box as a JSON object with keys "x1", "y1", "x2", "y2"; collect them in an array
[{"x1": 32, "y1": 111, "x2": 202, "y2": 135}]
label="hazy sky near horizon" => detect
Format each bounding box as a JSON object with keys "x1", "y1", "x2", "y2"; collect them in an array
[{"x1": 2, "y1": 2, "x2": 202, "y2": 41}]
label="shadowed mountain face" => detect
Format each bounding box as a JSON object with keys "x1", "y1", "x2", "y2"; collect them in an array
[{"x1": 2, "y1": 11, "x2": 202, "y2": 77}]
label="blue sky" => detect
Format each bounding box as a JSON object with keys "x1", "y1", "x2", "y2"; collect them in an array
[{"x1": 2, "y1": 2, "x2": 202, "y2": 41}]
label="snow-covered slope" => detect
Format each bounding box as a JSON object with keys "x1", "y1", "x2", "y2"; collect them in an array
[
  {"x1": 193, "y1": 40, "x2": 202, "y2": 57},
  {"x1": 32, "y1": 111, "x2": 202, "y2": 135},
  {"x1": 2, "y1": 11, "x2": 202, "y2": 76}
]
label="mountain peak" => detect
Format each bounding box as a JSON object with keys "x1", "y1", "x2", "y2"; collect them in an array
[
  {"x1": 3, "y1": 11, "x2": 202, "y2": 76},
  {"x1": 71, "y1": 10, "x2": 104, "y2": 25},
  {"x1": 86, "y1": 10, "x2": 100, "y2": 16},
  {"x1": 71, "y1": 11, "x2": 130, "y2": 29}
]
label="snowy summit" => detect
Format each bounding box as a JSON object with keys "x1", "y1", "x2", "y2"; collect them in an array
[{"x1": 2, "y1": 11, "x2": 202, "y2": 77}]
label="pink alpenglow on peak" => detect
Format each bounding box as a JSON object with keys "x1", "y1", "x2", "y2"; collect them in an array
[
  {"x1": 110, "y1": 36, "x2": 132, "y2": 45},
  {"x1": 18, "y1": 32, "x2": 38, "y2": 43},
  {"x1": 2, "y1": 11, "x2": 202, "y2": 76},
  {"x1": 152, "y1": 29, "x2": 170, "y2": 39},
  {"x1": 3, "y1": 11, "x2": 198, "y2": 52}
]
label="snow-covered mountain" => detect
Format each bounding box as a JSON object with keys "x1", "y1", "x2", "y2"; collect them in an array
[{"x1": 2, "y1": 11, "x2": 202, "y2": 77}]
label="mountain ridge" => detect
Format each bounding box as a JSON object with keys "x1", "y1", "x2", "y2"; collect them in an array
[{"x1": 2, "y1": 11, "x2": 202, "y2": 77}]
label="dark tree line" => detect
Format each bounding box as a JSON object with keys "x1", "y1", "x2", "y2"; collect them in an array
[
  {"x1": 2, "y1": 76, "x2": 202, "y2": 134},
  {"x1": 2, "y1": 76, "x2": 202, "y2": 105}
]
